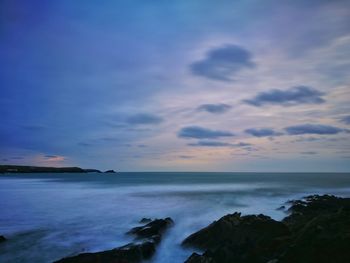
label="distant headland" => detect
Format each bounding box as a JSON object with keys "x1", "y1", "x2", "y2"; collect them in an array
[{"x1": 0, "y1": 165, "x2": 116, "y2": 174}]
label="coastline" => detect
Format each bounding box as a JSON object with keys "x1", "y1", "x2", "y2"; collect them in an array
[
  {"x1": 1, "y1": 173, "x2": 350, "y2": 262},
  {"x1": 0, "y1": 165, "x2": 116, "y2": 174},
  {"x1": 46, "y1": 194, "x2": 350, "y2": 263}
]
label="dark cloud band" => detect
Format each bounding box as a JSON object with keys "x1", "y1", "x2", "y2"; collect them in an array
[
  {"x1": 244, "y1": 86, "x2": 325, "y2": 107},
  {"x1": 178, "y1": 126, "x2": 234, "y2": 139},
  {"x1": 190, "y1": 44, "x2": 255, "y2": 81}
]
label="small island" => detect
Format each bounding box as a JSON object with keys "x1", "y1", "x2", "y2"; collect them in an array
[{"x1": 0, "y1": 165, "x2": 116, "y2": 174}]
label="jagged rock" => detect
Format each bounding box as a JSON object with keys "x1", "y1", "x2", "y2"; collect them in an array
[
  {"x1": 139, "y1": 218, "x2": 152, "y2": 224},
  {"x1": 183, "y1": 195, "x2": 350, "y2": 263},
  {"x1": 276, "y1": 205, "x2": 286, "y2": 211},
  {"x1": 185, "y1": 253, "x2": 215, "y2": 263},
  {"x1": 0, "y1": 235, "x2": 6, "y2": 243},
  {"x1": 279, "y1": 195, "x2": 350, "y2": 263},
  {"x1": 183, "y1": 212, "x2": 289, "y2": 249},
  {"x1": 128, "y1": 217, "x2": 173, "y2": 243},
  {"x1": 55, "y1": 217, "x2": 173, "y2": 263},
  {"x1": 55, "y1": 241, "x2": 155, "y2": 263}
]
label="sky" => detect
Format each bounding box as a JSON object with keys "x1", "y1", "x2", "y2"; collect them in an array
[{"x1": 1, "y1": 0, "x2": 350, "y2": 172}]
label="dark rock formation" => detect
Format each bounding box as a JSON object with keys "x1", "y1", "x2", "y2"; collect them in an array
[
  {"x1": 185, "y1": 253, "x2": 215, "y2": 263},
  {"x1": 55, "y1": 241, "x2": 156, "y2": 263},
  {"x1": 183, "y1": 195, "x2": 350, "y2": 263},
  {"x1": 276, "y1": 205, "x2": 286, "y2": 211},
  {"x1": 183, "y1": 212, "x2": 290, "y2": 263},
  {"x1": 0, "y1": 235, "x2": 6, "y2": 243},
  {"x1": 279, "y1": 194, "x2": 350, "y2": 263},
  {"x1": 128, "y1": 217, "x2": 173, "y2": 243},
  {"x1": 139, "y1": 218, "x2": 152, "y2": 224},
  {"x1": 104, "y1": 170, "x2": 116, "y2": 173},
  {"x1": 55, "y1": 217, "x2": 173, "y2": 263}
]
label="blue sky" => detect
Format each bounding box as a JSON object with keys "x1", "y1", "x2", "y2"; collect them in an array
[{"x1": 1, "y1": 0, "x2": 350, "y2": 172}]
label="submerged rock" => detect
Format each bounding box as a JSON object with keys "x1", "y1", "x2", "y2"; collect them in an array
[
  {"x1": 183, "y1": 195, "x2": 350, "y2": 263},
  {"x1": 0, "y1": 235, "x2": 6, "y2": 243},
  {"x1": 55, "y1": 217, "x2": 173, "y2": 263}
]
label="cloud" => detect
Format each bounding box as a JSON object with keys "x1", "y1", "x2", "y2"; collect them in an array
[
  {"x1": 245, "y1": 128, "x2": 283, "y2": 137},
  {"x1": 197, "y1": 103, "x2": 232, "y2": 114},
  {"x1": 126, "y1": 113, "x2": 163, "y2": 125},
  {"x1": 190, "y1": 44, "x2": 255, "y2": 81},
  {"x1": 188, "y1": 140, "x2": 251, "y2": 147},
  {"x1": 285, "y1": 124, "x2": 345, "y2": 135},
  {"x1": 178, "y1": 155, "x2": 194, "y2": 159},
  {"x1": 244, "y1": 86, "x2": 325, "y2": 107},
  {"x1": 301, "y1": 151, "x2": 318, "y2": 155},
  {"x1": 340, "y1": 116, "x2": 350, "y2": 125},
  {"x1": 178, "y1": 126, "x2": 234, "y2": 139},
  {"x1": 44, "y1": 155, "x2": 65, "y2": 162},
  {"x1": 188, "y1": 141, "x2": 232, "y2": 147}
]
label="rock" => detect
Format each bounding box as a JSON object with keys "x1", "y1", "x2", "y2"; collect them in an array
[
  {"x1": 183, "y1": 212, "x2": 290, "y2": 263},
  {"x1": 55, "y1": 218, "x2": 174, "y2": 263},
  {"x1": 283, "y1": 194, "x2": 350, "y2": 232},
  {"x1": 183, "y1": 212, "x2": 289, "y2": 250},
  {"x1": 104, "y1": 170, "x2": 116, "y2": 173},
  {"x1": 183, "y1": 195, "x2": 350, "y2": 263},
  {"x1": 0, "y1": 235, "x2": 6, "y2": 243},
  {"x1": 185, "y1": 253, "x2": 215, "y2": 263},
  {"x1": 139, "y1": 218, "x2": 152, "y2": 224},
  {"x1": 279, "y1": 195, "x2": 350, "y2": 263},
  {"x1": 55, "y1": 241, "x2": 156, "y2": 263},
  {"x1": 128, "y1": 217, "x2": 174, "y2": 243},
  {"x1": 276, "y1": 205, "x2": 286, "y2": 211}
]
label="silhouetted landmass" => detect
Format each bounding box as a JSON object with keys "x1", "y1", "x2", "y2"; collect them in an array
[
  {"x1": 183, "y1": 194, "x2": 350, "y2": 263},
  {"x1": 0, "y1": 165, "x2": 109, "y2": 173},
  {"x1": 55, "y1": 217, "x2": 174, "y2": 263}
]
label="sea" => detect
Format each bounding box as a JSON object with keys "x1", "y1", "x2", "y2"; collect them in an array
[{"x1": 1, "y1": 172, "x2": 350, "y2": 262}]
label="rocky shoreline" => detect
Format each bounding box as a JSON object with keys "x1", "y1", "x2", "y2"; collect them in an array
[
  {"x1": 3, "y1": 195, "x2": 348, "y2": 262},
  {"x1": 183, "y1": 194, "x2": 350, "y2": 263},
  {"x1": 54, "y1": 217, "x2": 174, "y2": 263}
]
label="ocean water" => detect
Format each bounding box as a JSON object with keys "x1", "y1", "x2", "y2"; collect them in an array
[{"x1": 1, "y1": 172, "x2": 350, "y2": 263}]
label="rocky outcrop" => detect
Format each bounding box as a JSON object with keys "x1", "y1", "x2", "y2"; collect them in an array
[
  {"x1": 139, "y1": 218, "x2": 152, "y2": 224},
  {"x1": 182, "y1": 213, "x2": 290, "y2": 263},
  {"x1": 0, "y1": 235, "x2": 6, "y2": 243},
  {"x1": 128, "y1": 217, "x2": 173, "y2": 242},
  {"x1": 54, "y1": 242, "x2": 156, "y2": 263},
  {"x1": 183, "y1": 195, "x2": 350, "y2": 263},
  {"x1": 55, "y1": 217, "x2": 173, "y2": 263}
]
